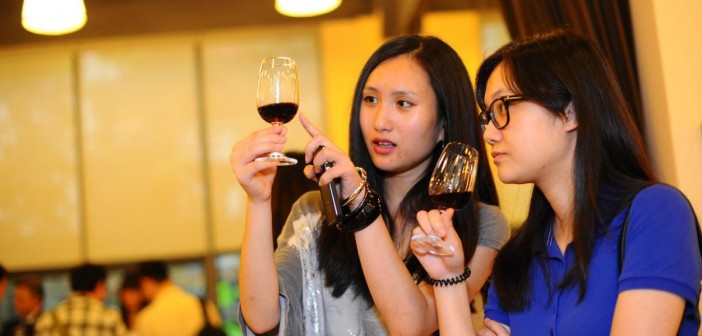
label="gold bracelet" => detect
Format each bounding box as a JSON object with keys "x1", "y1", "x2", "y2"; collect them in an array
[{"x1": 342, "y1": 167, "x2": 367, "y2": 207}]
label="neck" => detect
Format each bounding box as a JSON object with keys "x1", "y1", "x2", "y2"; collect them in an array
[
  {"x1": 539, "y1": 177, "x2": 575, "y2": 253},
  {"x1": 381, "y1": 169, "x2": 427, "y2": 258},
  {"x1": 381, "y1": 163, "x2": 428, "y2": 217}
]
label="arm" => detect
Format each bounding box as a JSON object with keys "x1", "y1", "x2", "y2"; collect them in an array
[
  {"x1": 611, "y1": 290, "x2": 684, "y2": 336},
  {"x1": 299, "y1": 114, "x2": 439, "y2": 335},
  {"x1": 410, "y1": 209, "x2": 475, "y2": 335},
  {"x1": 239, "y1": 200, "x2": 279, "y2": 333},
  {"x1": 470, "y1": 203, "x2": 510, "y2": 300},
  {"x1": 433, "y1": 274, "x2": 475, "y2": 335},
  {"x1": 410, "y1": 208, "x2": 508, "y2": 335},
  {"x1": 230, "y1": 126, "x2": 287, "y2": 333},
  {"x1": 466, "y1": 246, "x2": 498, "y2": 300},
  {"x1": 611, "y1": 185, "x2": 702, "y2": 335},
  {"x1": 355, "y1": 221, "x2": 440, "y2": 335}
]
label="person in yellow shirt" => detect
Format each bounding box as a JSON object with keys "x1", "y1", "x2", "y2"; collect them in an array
[{"x1": 134, "y1": 261, "x2": 222, "y2": 336}]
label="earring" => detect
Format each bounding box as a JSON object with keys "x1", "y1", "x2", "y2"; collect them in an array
[{"x1": 435, "y1": 140, "x2": 445, "y2": 152}]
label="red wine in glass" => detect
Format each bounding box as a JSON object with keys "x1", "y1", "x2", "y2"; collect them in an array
[
  {"x1": 258, "y1": 102, "x2": 299, "y2": 124},
  {"x1": 255, "y1": 56, "x2": 299, "y2": 165},
  {"x1": 411, "y1": 142, "x2": 479, "y2": 256},
  {"x1": 430, "y1": 191, "x2": 472, "y2": 210}
]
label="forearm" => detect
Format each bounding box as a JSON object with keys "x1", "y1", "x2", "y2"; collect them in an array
[
  {"x1": 355, "y1": 220, "x2": 438, "y2": 335},
  {"x1": 434, "y1": 282, "x2": 477, "y2": 335},
  {"x1": 239, "y1": 199, "x2": 280, "y2": 333},
  {"x1": 465, "y1": 246, "x2": 499, "y2": 300}
]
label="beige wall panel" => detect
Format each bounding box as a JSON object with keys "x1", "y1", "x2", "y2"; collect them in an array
[
  {"x1": 79, "y1": 40, "x2": 207, "y2": 262},
  {"x1": 202, "y1": 27, "x2": 324, "y2": 251},
  {"x1": 632, "y1": 0, "x2": 702, "y2": 215},
  {"x1": 319, "y1": 15, "x2": 385, "y2": 150},
  {"x1": 424, "y1": 10, "x2": 483, "y2": 79},
  {"x1": 0, "y1": 51, "x2": 81, "y2": 270}
]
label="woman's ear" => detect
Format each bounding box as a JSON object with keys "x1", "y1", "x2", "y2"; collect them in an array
[
  {"x1": 564, "y1": 102, "x2": 578, "y2": 132},
  {"x1": 435, "y1": 127, "x2": 445, "y2": 151}
]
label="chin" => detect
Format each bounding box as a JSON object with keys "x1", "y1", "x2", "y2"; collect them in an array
[{"x1": 497, "y1": 171, "x2": 527, "y2": 185}]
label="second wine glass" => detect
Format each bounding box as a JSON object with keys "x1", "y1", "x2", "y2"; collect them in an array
[
  {"x1": 256, "y1": 56, "x2": 299, "y2": 165},
  {"x1": 411, "y1": 142, "x2": 479, "y2": 256}
]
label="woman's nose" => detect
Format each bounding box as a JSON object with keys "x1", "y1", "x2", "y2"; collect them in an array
[
  {"x1": 373, "y1": 104, "x2": 392, "y2": 132},
  {"x1": 483, "y1": 122, "x2": 501, "y2": 145}
]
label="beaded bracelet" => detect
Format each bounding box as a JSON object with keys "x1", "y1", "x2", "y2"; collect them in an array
[
  {"x1": 425, "y1": 266, "x2": 471, "y2": 287},
  {"x1": 335, "y1": 187, "x2": 382, "y2": 233}
]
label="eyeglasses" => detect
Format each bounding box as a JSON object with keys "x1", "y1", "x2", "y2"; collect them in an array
[{"x1": 478, "y1": 95, "x2": 526, "y2": 132}]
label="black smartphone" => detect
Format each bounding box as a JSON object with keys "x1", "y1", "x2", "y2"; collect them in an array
[{"x1": 319, "y1": 161, "x2": 343, "y2": 225}]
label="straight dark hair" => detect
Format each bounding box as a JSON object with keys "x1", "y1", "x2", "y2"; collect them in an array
[
  {"x1": 136, "y1": 261, "x2": 169, "y2": 283},
  {"x1": 318, "y1": 34, "x2": 500, "y2": 304},
  {"x1": 71, "y1": 263, "x2": 107, "y2": 292},
  {"x1": 475, "y1": 29, "x2": 656, "y2": 311}
]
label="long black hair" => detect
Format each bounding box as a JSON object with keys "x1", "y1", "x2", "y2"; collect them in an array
[
  {"x1": 318, "y1": 34, "x2": 500, "y2": 304},
  {"x1": 475, "y1": 29, "x2": 657, "y2": 311}
]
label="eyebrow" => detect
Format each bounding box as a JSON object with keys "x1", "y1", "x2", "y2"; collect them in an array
[
  {"x1": 363, "y1": 86, "x2": 419, "y2": 98},
  {"x1": 487, "y1": 89, "x2": 511, "y2": 103}
]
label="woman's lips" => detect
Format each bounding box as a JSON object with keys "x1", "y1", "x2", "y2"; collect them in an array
[
  {"x1": 491, "y1": 151, "x2": 504, "y2": 163},
  {"x1": 372, "y1": 139, "x2": 395, "y2": 154}
]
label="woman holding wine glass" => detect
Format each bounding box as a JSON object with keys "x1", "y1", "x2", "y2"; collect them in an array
[
  {"x1": 412, "y1": 29, "x2": 702, "y2": 335},
  {"x1": 230, "y1": 34, "x2": 509, "y2": 335}
]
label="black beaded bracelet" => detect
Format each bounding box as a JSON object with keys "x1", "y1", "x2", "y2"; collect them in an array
[
  {"x1": 335, "y1": 188, "x2": 382, "y2": 233},
  {"x1": 425, "y1": 266, "x2": 471, "y2": 287}
]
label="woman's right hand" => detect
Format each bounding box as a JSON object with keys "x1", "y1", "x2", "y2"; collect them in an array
[{"x1": 229, "y1": 125, "x2": 288, "y2": 203}]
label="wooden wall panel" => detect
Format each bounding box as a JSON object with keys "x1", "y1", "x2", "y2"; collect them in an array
[
  {"x1": 201, "y1": 27, "x2": 325, "y2": 252},
  {"x1": 79, "y1": 39, "x2": 207, "y2": 262},
  {"x1": 0, "y1": 51, "x2": 82, "y2": 271}
]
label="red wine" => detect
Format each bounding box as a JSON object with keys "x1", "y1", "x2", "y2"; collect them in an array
[
  {"x1": 431, "y1": 192, "x2": 471, "y2": 210},
  {"x1": 258, "y1": 102, "x2": 298, "y2": 124}
]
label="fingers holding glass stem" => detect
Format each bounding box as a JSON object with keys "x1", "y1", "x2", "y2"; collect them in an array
[
  {"x1": 411, "y1": 233, "x2": 455, "y2": 256},
  {"x1": 411, "y1": 208, "x2": 457, "y2": 256}
]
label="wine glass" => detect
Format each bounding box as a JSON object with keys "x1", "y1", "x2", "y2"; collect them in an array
[
  {"x1": 411, "y1": 142, "x2": 479, "y2": 256},
  {"x1": 255, "y1": 56, "x2": 299, "y2": 165}
]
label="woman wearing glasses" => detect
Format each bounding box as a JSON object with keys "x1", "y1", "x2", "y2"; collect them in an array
[{"x1": 411, "y1": 29, "x2": 702, "y2": 335}]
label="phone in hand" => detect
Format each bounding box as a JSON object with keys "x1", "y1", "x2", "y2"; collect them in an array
[{"x1": 319, "y1": 161, "x2": 343, "y2": 225}]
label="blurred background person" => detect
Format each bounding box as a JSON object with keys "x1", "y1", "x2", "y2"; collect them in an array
[
  {"x1": 34, "y1": 264, "x2": 126, "y2": 336},
  {"x1": 1, "y1": 275, "x2": 43, "y2": 336},
  {"x1": 118, "y1": 271, "x2": 145, "y2": 333},
  {"x1": 135, "y1": 261, "x2": 222, "y2": 336}
]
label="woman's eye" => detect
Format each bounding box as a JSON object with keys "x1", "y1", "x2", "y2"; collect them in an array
[
  {"x1": 397, "y1": 100, "x2": 413, "y2": 108},
  {"x1": 363, "y1": 96, "x2": 378, "y2": 104}
]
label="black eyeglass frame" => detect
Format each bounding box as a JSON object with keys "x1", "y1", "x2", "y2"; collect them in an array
[{"x1": 479, "y1": 95, "x2": 526, "y2": 132}]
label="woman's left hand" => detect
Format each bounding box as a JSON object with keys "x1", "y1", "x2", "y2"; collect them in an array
[
  {"x1": 298, "y1": 113, "x2": 366, "y2": 208},
  {"x1": 411, "y1": 209, "x2": 466, "y2": 279}
]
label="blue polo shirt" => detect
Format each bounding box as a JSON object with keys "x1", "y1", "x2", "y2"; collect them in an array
[{"x1": 485, "y1": 184, "x2": 702, "y2": 335}]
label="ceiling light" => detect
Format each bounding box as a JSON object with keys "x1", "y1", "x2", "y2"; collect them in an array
[
  {"x1": 275, "y1": 0, "x2": 342, "y2": 18},
  {"x1": 22, "y1": 0, "x2": 87, "y2": 36}
]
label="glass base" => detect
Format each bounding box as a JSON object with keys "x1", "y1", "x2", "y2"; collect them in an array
[
  {"x1": 411, "y1": 234, "x2": 455, "y2": 256},
  {"x1": 255, "y1": 152, "x2": 297, "y2": 166}
]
